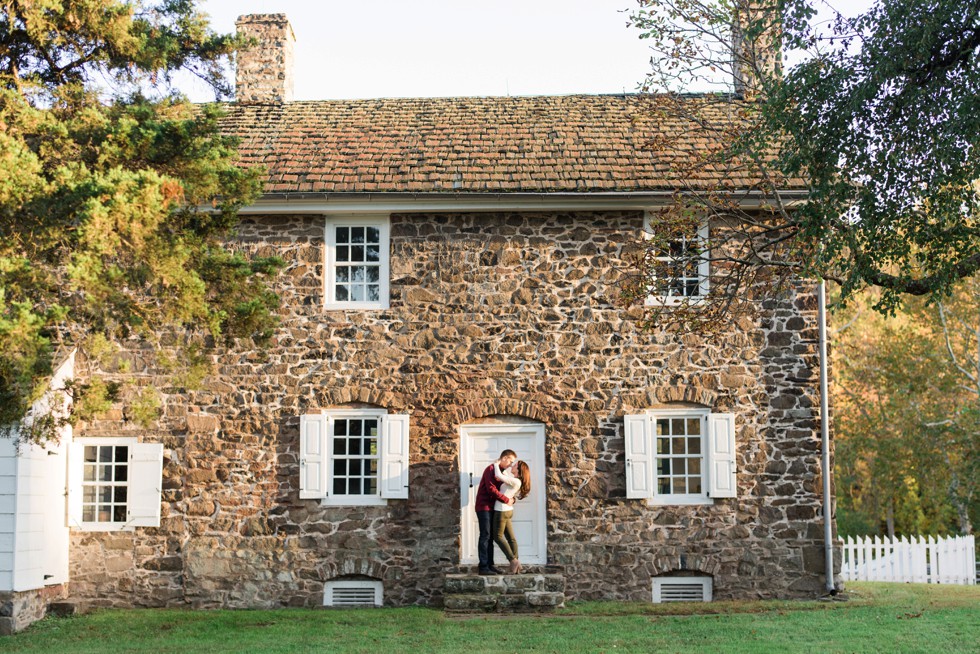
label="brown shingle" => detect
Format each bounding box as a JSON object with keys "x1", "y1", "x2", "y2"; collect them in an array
[{"x1": 218, "y1": 94, "x2": 782, "y2": 194}]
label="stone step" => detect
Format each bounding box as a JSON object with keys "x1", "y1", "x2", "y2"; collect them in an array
[{"x1": 443, "y1": 573, "x2": 565, "y2": 613}]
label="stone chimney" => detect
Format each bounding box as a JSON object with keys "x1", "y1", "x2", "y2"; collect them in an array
[
  {"x1": 732, "y1": 1, "x2": 781, "y2": 100},
  {"x1": 235, "y1": 14, "x2": 295, "y2": 104}
]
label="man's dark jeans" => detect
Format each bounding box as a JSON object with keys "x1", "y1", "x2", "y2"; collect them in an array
[{"x1": 477, "y1": 510, "x2": 494, "y2": 570}]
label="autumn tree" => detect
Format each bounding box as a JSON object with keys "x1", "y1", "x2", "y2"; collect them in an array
[
  {"x1": 832, "y1": 279, "x2": 979, "y2": 536},
  {"x1": 0, "y1": 1, "x2": 279, "y2": 441},
  {"x1": 624, "y1": 0, "x2": 979, "y2": 329}
]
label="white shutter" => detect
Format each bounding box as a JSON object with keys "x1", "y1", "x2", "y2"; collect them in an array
[
  {"x1": 380, "y1": 414, "x2": 409, "y2": 499},
  {"x1": 707, "y1": 413, "x2": 737, "y2": 498},
  {"x1": 624, "y1": 414, "x2": 653, "y2": 499},
  {"x1": 128, "y1": 442, "x2": 163, "y2": 527},
  {"x1": 66, "y1": 442, "x2": 84, "y2": 528},
  {"x1": 300, "y1": 414, "x2": 328, "y2": 499}
]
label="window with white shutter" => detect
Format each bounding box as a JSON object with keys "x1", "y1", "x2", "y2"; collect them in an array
[
  {"x1": 68, "y1": 438, "x2": 163, "y2": 531},
  {"x1": 624, "y1": 409, "x2": 738, "y2": 505},
  {"x1": 299, "y1": 410, "x2": 410, "y2": 505}
]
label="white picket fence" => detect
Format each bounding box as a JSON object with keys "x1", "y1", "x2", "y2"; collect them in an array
[{"x1": 841, "y1": 534, "x2": 976, "y2": 585}]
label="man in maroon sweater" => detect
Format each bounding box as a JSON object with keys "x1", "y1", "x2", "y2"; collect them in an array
[{"x1": 476, "y1": 449, "x2": 517, "y2": 574}]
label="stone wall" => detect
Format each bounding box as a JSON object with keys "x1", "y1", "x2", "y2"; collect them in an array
[
  {"x1": 235, "y1": 14, "x2": 294, "y2": 104},
  {"x1": 69, "y1": 210, "x2": 837, "y2": 608},
  {"x1": 0, "y1": 585, "x2": 67, "y2": 634}
]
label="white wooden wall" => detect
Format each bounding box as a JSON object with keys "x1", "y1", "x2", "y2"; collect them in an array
[{"x1": 0, "y1": 353, "x2": 73, "y2": 592}]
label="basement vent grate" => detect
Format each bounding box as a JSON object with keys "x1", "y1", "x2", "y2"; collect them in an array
[
  {"x1": 323, "y1": 580, "x2": 383, "y2": 607},
  {"x1": 652, "y1": 576, "x2": 713, "y2": 603}
]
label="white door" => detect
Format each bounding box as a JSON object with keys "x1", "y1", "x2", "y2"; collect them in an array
[{"x1": 459, "y1": 423, "x2": 546, "y2": 565}]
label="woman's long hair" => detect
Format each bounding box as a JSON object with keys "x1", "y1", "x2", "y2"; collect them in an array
[{"x1": 515, "y1": 461, "x2": 531, "y2": 500}]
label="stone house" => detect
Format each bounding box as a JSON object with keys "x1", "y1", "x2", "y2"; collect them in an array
[{"x1": 0, "y1": 13, "x2": 837, "y2": 631}]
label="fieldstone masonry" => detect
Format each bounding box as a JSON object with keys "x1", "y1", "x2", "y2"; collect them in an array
[
  {"x1": 69, "y1": 210, "x2": 838, "y2": 609},
  {"x1": 235, "y1": 14, "x2": 294, "y2": 104}
]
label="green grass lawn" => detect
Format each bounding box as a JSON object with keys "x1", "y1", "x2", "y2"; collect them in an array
[{"x1": 2, "y1": 583, "x2": 977, "y2": 653}]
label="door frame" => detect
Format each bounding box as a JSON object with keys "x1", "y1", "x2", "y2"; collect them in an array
[{"x1": 458, "y1": 422, "x2": 547, "y2": 565}]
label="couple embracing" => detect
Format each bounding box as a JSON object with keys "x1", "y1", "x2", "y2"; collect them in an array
[{"x1": 475, "y1": 449, "x2": 531, "y2": 575}]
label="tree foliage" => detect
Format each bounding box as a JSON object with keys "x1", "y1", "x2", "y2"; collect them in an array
[
  {"x1": 832, "y1": 278, "x2": 979, "y2": 536},
  {"x1": 626, "y1": 0, "x2": 979, "y2": 329},
  {"x1": 0, "y1": 1, "x2": 279, "y2": 441}
]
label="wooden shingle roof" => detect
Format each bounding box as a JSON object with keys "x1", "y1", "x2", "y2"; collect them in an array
[{"x1": 219, "y1": 94, "x2": 765, "y2": 195}]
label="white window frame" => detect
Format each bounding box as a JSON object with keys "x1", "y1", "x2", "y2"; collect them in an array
[
  {"x1": 625, "y1": 409, "x2": 737, "y2": 506},
  {"x1": 324, "y1": 215, "x2": 390, "y2": 311},
  {"x1": 68, "y1": 437, "x2": 163, "y2": 532},
  {"x1": 300, "y1": 409, "x2": 409, "y2": 507},
  {"x1": 642, "y1": 212, "x2": 709, "y2": 306}
]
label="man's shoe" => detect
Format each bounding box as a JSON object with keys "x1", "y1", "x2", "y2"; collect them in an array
[
  {"x1": 478, "y1": 568, "x2": 493, "y2": 575},
  {"x1": 488, "y1": 566, "x2": 503, "y2": 574}
]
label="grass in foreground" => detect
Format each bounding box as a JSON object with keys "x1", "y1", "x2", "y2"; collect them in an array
[{"x1": 1, "y1": 582, "x2": 977, "y2": 653}]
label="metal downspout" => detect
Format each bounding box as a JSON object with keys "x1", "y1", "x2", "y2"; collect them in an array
[{"x1": 818, "y1": 280, "x2": 836, "y2": 592}]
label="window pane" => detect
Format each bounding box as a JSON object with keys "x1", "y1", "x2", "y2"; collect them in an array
[
  {"x1": 365, "y1": 478, "x2": 377, "y2": 494},
  {"x1": 671, "y1": 418, "x2": 685, "y2": 434},
  {"x1": 336, "y1": 227, "x2": 349, "y2": 243},
  {"x1": 350, "y1": 285, "x2": 364, "y2": 301},
  {"x1": 333, "y1": 459, "x2": 346, "y2": 476},
  {"x1": 657, "y1": 437, "x2": 669, "y2": 454},
  {"x1": 115, "y1": 465, "x2": 128, "y2": 482},
  {"x1": 689, "y1": 477, "x2": 702, "y2": 494},
  {"x1": 83, "y1": 465, "x2": 96, "y2": 482},
  {"x1": 83, "y1": 506, "x2": 96, "y2": 522},
  {"x1": 114, "y1": 446, "x2": 127, "y2": 462},
  {"x1": 687, "y1": 418, "x2": 701, "y2": 435},
  {"x1": 333, "y1": 479, "x2": 345, "y2": 495},
  {"x1": 367, "y1": 285, "x2": 380, "y2": 302},
  {"x1": 335, "y1": 285, "x2": 349, "y2": 302},
  {"x1": 351, "y1": 245, "x2": 365, "y2": 262},
  {"x1": 673, "y1": 478, "x2": 687, "y2": 494},
  {"x1": 350, "y1": 227, "x2": 365, "y2": 244},
  {"x1": 114, "y1": 487, "x2": 128, "y2": 503},
  {"x1": 656, "y1": 419, "x2": 668, "y2": 436},
  {"x1": 99, "y1": 488, "x2": 112, "y2": 503},
  {"x1": 351, "y1": 267, "x2": 365, "y2": 283},
  {"x1": 99, "y1": 446, "x2": 113, "y2": 462},
  {"x1": 333, "y1": 438, "x2": 346, "y2": 455},
  {"x1": 672, "y1": 437, "x2": 686, "y2": 455},
  {"x1": 349, "y1": 479, "x2": 362, "y2": 495},
  {"x1": 84, "y1": 446, "x2": 98, "y2": 463},
  {"x1": 366, "y1": 420, "x2": 378, "y2": 437},
  {"x1": 689, "y1": 438, "x2": 701, "y2": 455},
  {"x1": 366, "y1": 227, "x2": 380, "y2": 243},
  {"x1": 675, "y1": 459, "x2": 686, "y2": 475},
  {"x1": 689, "y1": 458, "x2": 701, "y2": 475},
  {"x1": 349, "y1": 420, "x2": 363, "y2": 437},
  {"x1": 113, "y1": 505, "x2": 127, "y2": 523},
  {"x1": 350, "y1": 460, "x2": 362, "y2": 476},
  {"x1": 366, "y1": 245, "x2": 380, "y2": 262},
  {"x1": 336, "y1": 246, "x2": 349, "y2": 263},
  {"x1": 98, "y1": 465, "x2": 113, "y2": 481},
  {"x1": 657, "y1": 459, "x2": 670, "y2": 476},
  {"x1": 366, "y1": 266, "x2": 380, "y2": 283},
  {"x1": 336, "y1": 266, "x2": 350, "y2": 282},
  {"x1": 349, "y1": 438, "x2": 361, "y2": 455},
  {"x1": 658, "y1": 479, "x2": 671, "y2": 495},
  {"x1": 368, "y1": 460, "x2": 378, "y2": 475},
  {"x1": 334, "y1": 420, "x2": 347, "y2": 436},
  {"x1": 368, "y1": 439, "x2": 378, "y2": 456},
  {"x1": 83, "y1": 487, "x2": 97, "y2": 503}
]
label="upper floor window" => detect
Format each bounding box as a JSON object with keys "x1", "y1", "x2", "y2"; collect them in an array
[
  {"x1": 324, "y1": 216, "x2": 390, "y2": 310},
  {"x1": 643, "y1": 212, "x2": 709, "y2": 305},
  {"x1": 68, "y1": 437, "x2": 163, "y2": 531},
  {"x1": 624, "y1": 409, "x2": 736, "y2": 505}
]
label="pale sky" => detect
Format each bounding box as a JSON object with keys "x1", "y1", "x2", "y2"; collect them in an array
[{"x1": 187, "y1": 0, "x2": 875, "y2": 102}]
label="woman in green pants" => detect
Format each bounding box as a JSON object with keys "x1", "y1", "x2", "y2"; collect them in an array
[{"x1": 492, "y1": 460, "x2": 531, "y2": 574}]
